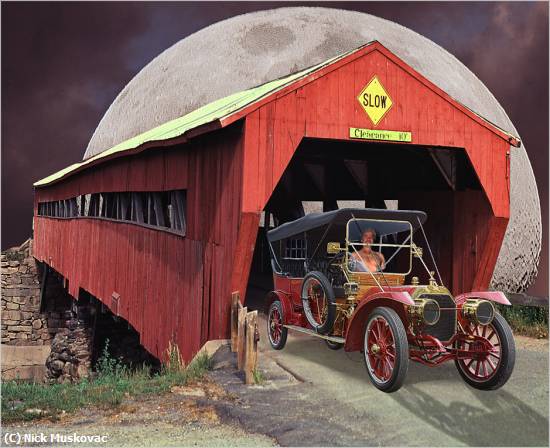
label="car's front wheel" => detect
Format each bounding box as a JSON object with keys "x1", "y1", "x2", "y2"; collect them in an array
[
  {"x1": 363, "y1": 307, "x2": 409, "y2": 392},
  {"x1": 455, "y1": 313, "x2": 515, "y2": 390}
]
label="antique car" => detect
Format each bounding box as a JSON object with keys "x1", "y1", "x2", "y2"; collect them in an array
[{"x1": 265, "y1": 208, "x2": 515, "y2": 392}]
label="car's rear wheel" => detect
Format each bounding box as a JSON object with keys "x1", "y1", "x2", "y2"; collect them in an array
[
  {"x1": 363, "y1": 307, "x2": 409, "y2": 392},
  {"x1": 455, "y1": 313, "x2": 515, "y2": 390},
  {"x1": 301, "y1": 271, "x2": 336, "y2": 334},
  {"x1": 325, "y1": 339, "x2": 344, "y2": 350},
  {"x1": 267, "y1": 300, "x2": 288, "y2": 350}
]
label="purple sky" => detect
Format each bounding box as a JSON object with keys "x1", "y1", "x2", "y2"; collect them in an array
[{"x1": 1, "y1": 2, "x2": 548, "y2": 297}]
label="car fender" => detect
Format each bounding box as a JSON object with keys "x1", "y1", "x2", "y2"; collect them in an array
[
  {"x1": 454, "y1": 291, "x2": 511, "y2": 306},
  {"x1": 265, "y1": 290, "x2": 294, "y2": 325},
  {"x1": 344, "y1": 291, "x2": 414, "y2": 352}
]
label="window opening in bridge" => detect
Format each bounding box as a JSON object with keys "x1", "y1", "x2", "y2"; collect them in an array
[
  {"x1": 37, "y1": 190, "x2": 187, "y2": 236},
  {"x1": 89, "y1": 193, "x2": 100, "y2": 217}
]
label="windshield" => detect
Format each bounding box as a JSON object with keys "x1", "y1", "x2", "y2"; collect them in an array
[{"x1": 346, "y1": 218, "x2": 413, "y2": 275}]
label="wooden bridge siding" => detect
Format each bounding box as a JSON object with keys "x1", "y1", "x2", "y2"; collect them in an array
[
  {"x1": 240, "y1": 48, "x2": 511, "y2": 293},
  {"x1": 396, "y1": 191, "x2": 455, "y2": 290},
  {"x1": 34, "y1": 125, "x2": 244, "y2": 361}
]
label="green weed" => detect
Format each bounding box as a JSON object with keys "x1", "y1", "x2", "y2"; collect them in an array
[
  {"x1": 1, "y1": 341, "x2": 212, "y2": 424},
  {"x1": 252, "y1": 369, "x2": 266, "y2": 385},
  {"x1": 497, "y1": 304, "x2": 548, "y2": 338}
]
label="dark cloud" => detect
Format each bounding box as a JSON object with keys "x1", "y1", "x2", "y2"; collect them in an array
[{"x1": 1, "y1": 2, "x2": 547, "y2": 296}]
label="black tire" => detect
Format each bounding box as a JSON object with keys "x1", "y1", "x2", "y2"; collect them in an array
[
  {"x1": 455, "y1": 313, "x2": 515, "y2": 390},
  {"x1": 363, "y1": 307, "x2": 409, "y2": 392},
  {"x1": 325, "y1": 339, "x2": 344, "y2": 350},
  {"x1": 301, "y1": 271, "x2": 337, "y2": 335},
  {"x1": 267, "y1": 300, "x2": 288, "y2": 350}
]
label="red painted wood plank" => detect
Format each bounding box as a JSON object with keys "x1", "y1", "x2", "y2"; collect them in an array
[
  {"x1": 230, "y1": 212, "x2": 261, "y2": 301},
  {"x1": 242, "y1": 111, "x2": 264, "y2": 210},
  {"x1": 33, "y1": 43, "x2": 516, "y2": 365},
  {"x1": 221, "y1": 43, "x2": 518, "y2": 147},
  {"x1": 472, "y1": 217, "x2": 508, "y2": 290},
  {"x1": 336, "y1": 63, "x2": 353, "y2": 139},
  {"x1": 263, "y1": 103, "x2": 276, "y2": 202}
]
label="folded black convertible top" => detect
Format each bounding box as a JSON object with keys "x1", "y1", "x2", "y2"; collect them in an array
[{"x1": 267, "y1": 208, "x2": 427, "y2": 242}]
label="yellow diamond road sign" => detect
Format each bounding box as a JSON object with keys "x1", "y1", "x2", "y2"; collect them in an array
[{"x1": 357, "y1": 76, "x2": 393, "y2": 126}]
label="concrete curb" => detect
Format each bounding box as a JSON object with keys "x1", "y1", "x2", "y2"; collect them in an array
[{"x1": 192, "y1": 339, "x2": 230, "y2": 364}]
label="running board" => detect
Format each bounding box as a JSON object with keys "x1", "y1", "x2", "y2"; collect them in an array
[{"x1": 283, "y1": 325, "x2": 345, "y2": 343}]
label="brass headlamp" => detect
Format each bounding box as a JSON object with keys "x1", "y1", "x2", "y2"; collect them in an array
[
  {"x1": 408, "y1": 298, "x2": 440, "y2": 326},
  {"x1": 462, "y1": 299, "x2": 495, "y2": 326}
]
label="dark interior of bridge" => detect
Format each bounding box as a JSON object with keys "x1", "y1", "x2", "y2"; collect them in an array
[{"x1": 244, "y1": 137, "x2": 484, "y2": 310}]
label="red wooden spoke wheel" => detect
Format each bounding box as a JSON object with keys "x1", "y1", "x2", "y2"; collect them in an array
[
  {"x1": 366, "y1": 317, "x2": 396, "y2": 382},
  {"x1": 301, "y1": 271, "x2": 336, "y2": 335},
  {"x1": 457, "y1": 322, "x2": 501, "y2": 380},
  {"x1": 267, "y1": 300, "x2": 287, "y2": 350},
  {"x1": 455, "y1": 313, "x2": 515, "y2": 390},
  {"x1": 363, "y1": 307, "x2": 408, "y2": 392}
]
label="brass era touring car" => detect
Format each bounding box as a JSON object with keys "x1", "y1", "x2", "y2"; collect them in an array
[{"x1": 265, "y1": 208, "x2": 515, "y2": 392}]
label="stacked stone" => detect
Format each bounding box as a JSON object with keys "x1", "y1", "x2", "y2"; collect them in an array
[
  {"x1": 1, "y1": 240, "x2": 49, "y2": 345},
  {"x1": 45, "y1": 318, "x2": 93, "y2": 383},
  {"x1": 2, "y1": 239, "x2": 155, "y2": 382},
  {"x1": 1, "y1": 240, "x2": 75, "y2": 347}
]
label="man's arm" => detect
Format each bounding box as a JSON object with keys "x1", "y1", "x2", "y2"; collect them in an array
[{"x1": 377, "y1": 252, "x2": 386, "y2": 270}]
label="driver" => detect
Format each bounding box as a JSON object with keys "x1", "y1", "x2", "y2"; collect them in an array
[{"x1": 350, "y1": 228, "x2": 386, "y2": 272}]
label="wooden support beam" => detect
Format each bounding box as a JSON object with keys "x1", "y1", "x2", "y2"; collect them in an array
[
  {"x1": 303, "y1": 162, "x2": 325, "y2": 194},
  {"x1": 244, "y1": 311, "x2": 259, "y2": 385},
  {"x1": 38, "y1": 262, "x2": 49, "y2": 313},
  {"x1": 343, "y1": 159, "x2": 368, "y2": 195},
  {"x1": 237, "y1": 306, "x2": 247, "y2": 370},
  {"x1": 428, "y1": 148, "x2": 456, "y2": 191},
  {"x1": 231, "y1": 291, "x2": 241, "y2": 352}
]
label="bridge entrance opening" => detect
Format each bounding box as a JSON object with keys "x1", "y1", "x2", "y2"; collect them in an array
[{"x1": 244, "y1": 137, "x2": 488, "y2": 311}]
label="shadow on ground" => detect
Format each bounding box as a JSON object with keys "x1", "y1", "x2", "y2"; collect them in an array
[
  {"x1": 394, "y1": 384, "x2": 548, "y2": 446},
  {"x1": 261, "y1": 330, "x2": 548, "y2": 446},
  {"x1": 245, "y1": 277, "x2": 548, "y2": 446}
]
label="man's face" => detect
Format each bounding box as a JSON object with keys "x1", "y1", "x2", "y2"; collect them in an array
[{"x1": 362, "y1": 231, "x2": 375, "y2": 245}]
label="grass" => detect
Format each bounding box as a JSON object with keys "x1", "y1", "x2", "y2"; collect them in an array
[
  {"x1": 497, "y1": 304, "x2": 548, "y2": 339},
  {"x1": 1, "y1": 340, "x2": 213, "y2": 424},
  {"x1": 252, "y1": 369, "x2": 266, "y2": 385}
]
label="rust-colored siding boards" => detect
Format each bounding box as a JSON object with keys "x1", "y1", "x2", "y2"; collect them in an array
[
  {"x1": 34, "y1": 126, "x2": 244, "y2": 361},
  {"x1": 239, "y1": 45, "x2": 511, "y2": 295},
  {"x1": 34, "y1": 42, "x2": 514, "y2": 362},
  {"x1": 240, "y1": 47, "x2": 511, "y2": 215}
]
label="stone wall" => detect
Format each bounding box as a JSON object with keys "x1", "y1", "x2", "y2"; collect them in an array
[
  {"x1": 2, "y1": 239, "x2": 158, "y2": 382},
  {"x1": 45, "y1": 306, "x2": 93, "y2": 383},
  {"x1": 1, "y1": 239, "x2": 72, "y2": 346},
  {"x1": 1, "y1": 239, "x2": 78, "y2": 381}
]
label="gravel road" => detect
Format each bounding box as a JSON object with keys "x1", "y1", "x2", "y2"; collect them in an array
[
  {"x1": 1, "y1": 378, "x2": 275, "y2": 447},
  {"x1": 210, "y1": 320, "x2": 549, "y2": 447},
  {"x1": 3, "y1": 325, "x2": 546, "y2": 447}
]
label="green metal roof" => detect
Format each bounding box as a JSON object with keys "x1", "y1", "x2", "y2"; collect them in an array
[{"x1": 34, "y1": 46, "x2": 360, "y2": 187}]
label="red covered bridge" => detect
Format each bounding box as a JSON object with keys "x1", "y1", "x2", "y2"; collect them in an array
[{"x1": 33, "y1": 42, "x2": 520, "y2": 362}]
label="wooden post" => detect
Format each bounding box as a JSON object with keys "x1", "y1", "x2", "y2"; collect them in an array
[
  {"x1": 237, "y1": 306, "x2": 247, "y2": 370},
  {"x1": 231, "y1": 291, "x2": 241, "y2": 352},
  {"x1": 244, "y1": 311, "x2": 259, "y2": 385}
]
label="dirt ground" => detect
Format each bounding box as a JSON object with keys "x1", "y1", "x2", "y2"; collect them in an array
[
  {"x1": 2, "y1": 333, "x2": 547, "y2": 447},
  {"x1": 1, "y1": 376, "x2": 276, "y2": 447}
]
